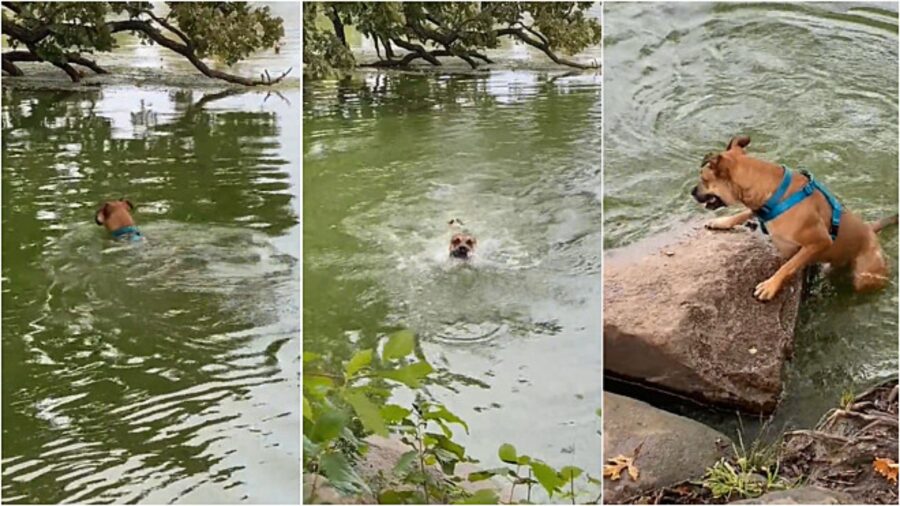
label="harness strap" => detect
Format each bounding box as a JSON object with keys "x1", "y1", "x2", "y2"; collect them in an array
[
  {"x1": 111, "y1": 225, "x2": 142, "y2": 241},
  {"x1": 754, "y1": 166, "x2": 841, "y2": 240}
]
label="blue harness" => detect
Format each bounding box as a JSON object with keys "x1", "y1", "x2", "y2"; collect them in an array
[
  {"x1": 755, "y1": 166, "x2": 842, "y2": 240},
  {"x1": 111, "y1": 225, "x2": 143, "y2": 242}
]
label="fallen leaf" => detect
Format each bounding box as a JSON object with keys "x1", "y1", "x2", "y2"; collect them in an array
[
  {"x1": 603, "y1": 454, "x2": 639, "y2": 482},
  {"x1": 873, "y1": 457, "x2": 898, "y2": 484}
]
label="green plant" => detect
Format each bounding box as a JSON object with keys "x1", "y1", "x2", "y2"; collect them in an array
[
  {"x1": 840, "y1": 388, "x2": 856, "y2": 410},
  {"x1": 304, "y1": 331, "x2": 492, "y2": 504},
  {"x1": 304, "y1": 329, "x2": 600, "y2": 504},
  {"x1": 700, "y1": 428, "x2": 793, "y2": 501},
  {"x1": 467, "y1": 443, "x2": 599, "y2": 504}
]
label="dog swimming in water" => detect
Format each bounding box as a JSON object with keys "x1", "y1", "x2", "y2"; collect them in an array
[
  {"x1": 95, "y1": 198, "x2": 143, "y2": 242},
  {"x1": 448, "y1": 218, "x2": 476, "y2": 260}
]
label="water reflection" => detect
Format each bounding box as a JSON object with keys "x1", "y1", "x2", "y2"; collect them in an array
[{"x1": 2, "y1": 86, "x2": 301, "y2": 503}]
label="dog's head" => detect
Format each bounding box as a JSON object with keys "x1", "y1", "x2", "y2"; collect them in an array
[
  {"x1": 448, "y1": 219, "x2": 476, "y2": 260},
  {"x1": 691, "y1": 135, "x2": 751, "y2": 210},
  {"x1": 95, "y1": 198, "x2": 135, "y2": 230}
]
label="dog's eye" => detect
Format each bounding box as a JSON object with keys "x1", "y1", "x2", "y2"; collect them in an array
[
  {"x1": 465, "y1": 240, "x2": 474, "y2": 247},
  {"x1": 452, "y1": 238, "x2": 461, "y2": 245}
]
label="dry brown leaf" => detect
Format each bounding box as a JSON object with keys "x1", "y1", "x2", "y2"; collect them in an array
[
  {"x1": 873, "y1": 457, "x2": 898, "y2": 484},
  {"x1": 603, "y1": 454, "x2": 640, "y2": 482}
]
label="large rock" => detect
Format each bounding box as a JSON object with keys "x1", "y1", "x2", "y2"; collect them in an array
[
  {"x1": 604, "y1": 392, "x2": 732, "y2": 504},
  {"x1": 604, "y1": 221, "x2": 802, "y2": 413},
  {"x1": 730, "y1": 486, "x2": 853, "y2": 504}
]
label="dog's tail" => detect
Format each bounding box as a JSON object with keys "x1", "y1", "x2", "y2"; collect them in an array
[{"x1": 871, "y1": 214, "x2": 898, "y2": 233}]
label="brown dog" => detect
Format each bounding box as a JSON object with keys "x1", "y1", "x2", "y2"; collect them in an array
[
  {"x1": 448, "y1": 219, "x2": 476, "y2": 260},
  {"x1": 692, "y1": 135, "x2": 896, "y2": 301},
  {"x1": 95, "y1": 198, "x2": 143, "y2": 241}
]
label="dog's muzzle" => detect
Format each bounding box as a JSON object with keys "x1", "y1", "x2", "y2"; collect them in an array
[
  {"x1": 450, "y1": 245, "x2": 470, "y2": 260},
  {"x1": 691, "y1": 185, "x2": 725, "y2": 210}
]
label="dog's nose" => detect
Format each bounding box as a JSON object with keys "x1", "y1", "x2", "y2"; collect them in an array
[
  {"x1": 691, "y1": 185, "x2": 702, "y2": 202},
  {"x1": 458, "y1": 245, "x2": 468, "y2": 254}
]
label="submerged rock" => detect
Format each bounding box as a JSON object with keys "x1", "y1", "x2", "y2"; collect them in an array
[
  {"x1": 604, "y1": 221, "x2": 801, "y2": 413},
  {"x1": 603, "y1": 392, "x2": 732, "y2": 504}
]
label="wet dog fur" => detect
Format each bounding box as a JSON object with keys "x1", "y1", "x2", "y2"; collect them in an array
[{"x1": 692, "y1": 135, "x2": 897, "y2": 301}]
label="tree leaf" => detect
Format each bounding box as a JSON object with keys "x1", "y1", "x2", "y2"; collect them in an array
[
  {"x1": 381, "y1": 404, "x2": 412, "y2": 424},
  {"x1": 380, "y1": 361, "x2": 433, "y2": 388},
  {"x1": 424, "y1": 404, "x2": 469, "y2": 434},
  {"x1": 874, "y1": 457, "x2": 898, "y2": 484},
  {"x1": 530, "y1": 460, "x2": 564, "y2": 497},
  {"x1": 378, "y1": 489, "x2": 416, "y2": 504},
  {"x1": 468, "y1": 467, "x2": 510, "y2": 482},
  {"x1": 393, "y1": 450, "x2": 418, "y2": 476},
  {"x1": 302, "y1": 395, "x2": 313, "y2": 420},
  {"x1": 345, "y1": 349, "x2": 373, "y2": 377},
  {"x1": 345, "y1": 390, "x2": 388, "y2": 437},
  {"x1": 319, "y1": 452, "x2": 370, "y2": 495},
  {"x1": 560, "y1": 465, "x2": 583, "y2": 482},
  {"x1": 310, "y1": 409, "x2": 348, "y2": 443},
  {"x1": 498, "y1": 443, "x2": 518, "y2": 464},
  {"x1": 454, "y1": 488, "x2": 499, "y2": 504},
  {"x1": 603, "y1": 454, "x2": 639, "y2": 482},
  {"x1": 383, "y1": 330, "x2": 416, "y2": 360}
]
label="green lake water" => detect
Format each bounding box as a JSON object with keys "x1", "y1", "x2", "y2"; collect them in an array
[
  {"x1": 303, "y1": 68, "x2": 602, "y2": 492},
  {"x1": 604, "y1": 2, "x2": 898, "y2": 435},
  {"x1": 1, "y1": 4, "x2": 301, "y2": 504}
]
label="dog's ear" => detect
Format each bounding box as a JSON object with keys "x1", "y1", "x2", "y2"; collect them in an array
[
  {"x1": 95, "y1": 203, "x2": 108, "y2": 225},
  {"x1": 726, "y1": 135, "x2": 750, "y2": 151},
  {"x1": 123, "y1": 199, "x2": 134, "y2": 210}
]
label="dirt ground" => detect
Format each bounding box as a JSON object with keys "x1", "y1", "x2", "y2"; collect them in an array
[{"x1": 628, "y1": 379, "x2": 899, "y2": 505}]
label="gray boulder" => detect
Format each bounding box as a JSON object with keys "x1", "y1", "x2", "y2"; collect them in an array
[
  {"x1": 603, "y1": 392, "x2": 732, "y2": 504},
  {"x1": 731, "y1": 486, "x2": 853, "y2": 504},
  {"x1": 604, "y1": 221, "x2": 802, "y2": 413}
]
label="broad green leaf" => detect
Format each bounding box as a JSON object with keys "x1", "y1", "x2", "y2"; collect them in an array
[
  {"x1": 467, "y1": 467, "x2": 510, "y2": 482},
  {"x1": 433, "y1": 433, "x2": 466, "y2": 460},
  {"x1": 424, "y1": 405, "x2": 469, "y2": 434},
  {"x1": 319, "y1": 452, "x2": 370, "y2": 495},
  {"x1": 302, "y1": 395, "x2": 313, "y2": 420},
  {"x1": 530, "y1": 461, "x2": 564, "y2": 497},
  {"x1": 345, "y1": 349, "x2": 373, "y2": 377},
  {"x1": 379, "y1": 489, "x2": 416, "y2": 504},
  {"x1": 498, "y1": 443, "x2": 518, "y2": 464},
  {"x1": 302, "y1": 435, "x2": 320, "y2": 460},
  {"x1": 381, "y1": 404, "x2": 412, "y2": 424},
  {"x1": 383, "y1": 330, "x2": 415, "y2": 360},
  {"x1": 381, "y1": 361, "x2": 433, "y2": 388},
  {"x1": 454, "y1": 488, "x2": 499, "y2": 504},
  {"x1": 303, "y1": 375, "x2": 334, "y2": 396},
  {"x1": 345, "y1": 390, "x2": 388, "y2": 437},
  {"x1": 560, "y1": 465, "x2": 583, "y2": 482},
  {"x1": 310, "y1": 409, "x2": 347, "y2": 443},
  {"x1": 393, "y1": 450, "x2": 418, "y2": 476},
  {"x1": 303, "y1": 351, "x2": 321, "y2": 363}
]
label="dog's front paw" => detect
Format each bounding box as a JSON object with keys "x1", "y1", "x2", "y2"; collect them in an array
[
  {"x1": 705, "y1": 216, "x2": 735, "y2": 231},
  {"x1": 753, "y1": 278, "x2": 781, "y2": 301}
]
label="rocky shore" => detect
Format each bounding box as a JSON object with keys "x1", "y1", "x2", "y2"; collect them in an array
[{"x1": 604, "y1": 221, "x2": 898, "y2": 505}]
